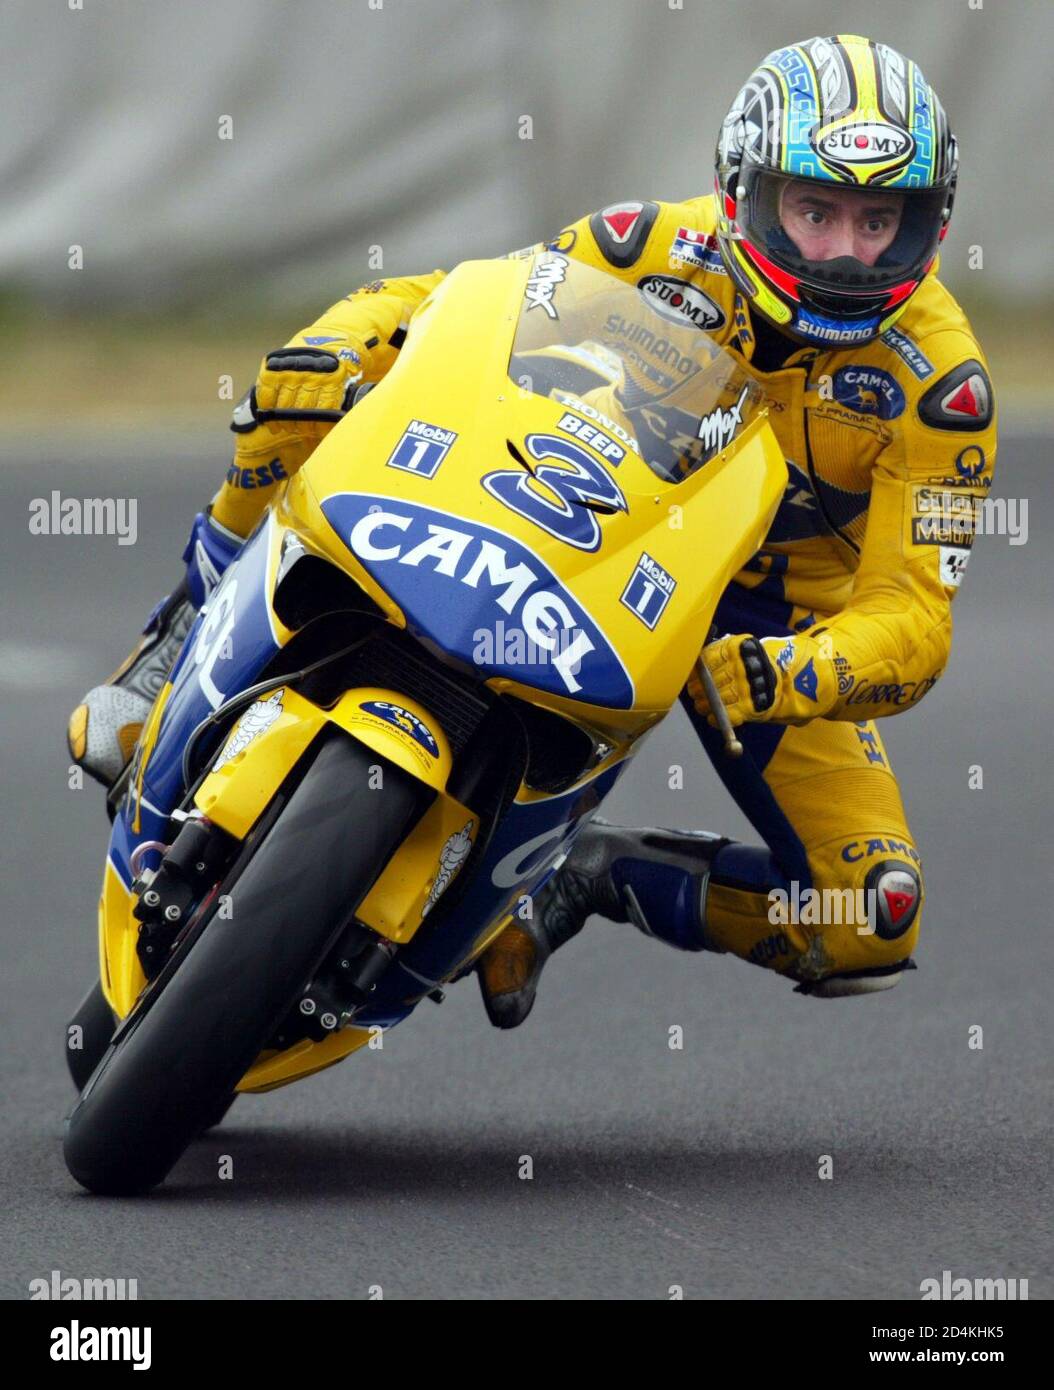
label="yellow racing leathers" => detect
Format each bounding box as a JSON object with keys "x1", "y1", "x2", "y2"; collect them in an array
[
  {"x1": 211, "y1": 192, "x2": 996, "y2": 995},
  {"x1": 214, "y1": 271, "x2": 446, "y2": 537}
]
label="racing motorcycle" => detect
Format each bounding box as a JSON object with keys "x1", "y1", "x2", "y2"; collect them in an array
[{"x1": 63, "y1": 250, "x2": 786, "y2": 1193}]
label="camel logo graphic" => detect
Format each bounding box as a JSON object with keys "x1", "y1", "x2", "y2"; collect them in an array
[
  {"x1": 832, "y1": 366, "x2": 906, "y2": 420},
  {"x1": 212, "y1": 689, "x2": 284, "y2": 770},
  {"x1": 358, "y1": 699, "x2": 440, "y2": 758},
  {"x1": 422, "y1": 820, "x2": 475, "y2": 916}
]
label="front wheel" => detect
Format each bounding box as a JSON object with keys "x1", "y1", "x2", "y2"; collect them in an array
[
  {"x1": 63, "y1": 733, "x2": 422, "y2": 1195},
  {"x1": 65, "y1": 981, "x2": 116, "y2": 1093}
]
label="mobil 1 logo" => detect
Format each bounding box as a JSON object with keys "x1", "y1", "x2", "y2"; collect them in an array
[
  {"x1": 387, "y1": 419, "x2": 459, "y2": 479},
  {"x1": 620, "y1": 551, "x2": 677, "y2": 630}
]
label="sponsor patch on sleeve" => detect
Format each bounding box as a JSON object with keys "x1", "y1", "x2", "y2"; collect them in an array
[
  {"x1": 910, "y1": 486, "x2": 980, "y2": 547},
  {"x1": 880, "y1": 325, "x2": 934, "y2": 380},
  {"x1": 669, "y1": 226, "x2": 726, "y2": 274},
  {"x1": 939, "y1": 545, "x2": 971, "y2": 587}
]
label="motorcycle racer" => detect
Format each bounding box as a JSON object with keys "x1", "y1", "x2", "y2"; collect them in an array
[{"x1": 69, "y1": 34, "x2": 996, "y2": 1011}]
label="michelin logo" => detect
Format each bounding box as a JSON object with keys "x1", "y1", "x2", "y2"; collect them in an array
[
  {"x1": 881, "y1": 326, "x2": 935, "y2": 380},
  {"x1": 423, "y1": 820, "x2": 475, "y2": 916},
  {"x1": 213, "y1": 689, "x2": 284, "y2": 770},
  {"x1": 321, "y1": 493, "x2": 634, "y2": 707}
]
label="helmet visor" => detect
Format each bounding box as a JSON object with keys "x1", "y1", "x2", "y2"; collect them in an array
[{"x1": 736, "y1": 171, "x2": 949, "y2": 315}]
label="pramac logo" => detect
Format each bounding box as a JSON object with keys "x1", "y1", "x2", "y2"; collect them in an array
[{"x1": 358, "y1": 700, "x2": 440, "y2": 759}]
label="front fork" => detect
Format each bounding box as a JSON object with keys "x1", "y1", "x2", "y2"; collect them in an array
[{"x1": 116, "y1": 680, "x2": 475, "y2": 1027}]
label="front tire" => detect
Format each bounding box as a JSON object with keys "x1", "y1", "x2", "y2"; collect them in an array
[
  {"x1": 64, "y1": 733, "x2": 422, "y2": 1195},
  {"x1": 65, "y1": 981, "x2": 116, "y2": 1093}
]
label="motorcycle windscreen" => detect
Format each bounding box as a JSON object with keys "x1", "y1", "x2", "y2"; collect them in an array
[{"x1": 508, "y1": 251, "x2": 766, "y2": 484}]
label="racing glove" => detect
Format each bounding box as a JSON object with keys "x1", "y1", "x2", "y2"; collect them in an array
[
  {"x1": 218, "y1": 338, "x2": 370, "y2": 537},
  {"x1": 688, "y1": 632, "x2": 839, "y2": 727},
  {"x1": 231, "y1": 339, "x2": 367, "y2": 443}
]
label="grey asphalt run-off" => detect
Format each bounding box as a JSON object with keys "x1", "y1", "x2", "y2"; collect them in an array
[{"x1": 1, "y1": 432, "x2": 1050, "y2": 1300}]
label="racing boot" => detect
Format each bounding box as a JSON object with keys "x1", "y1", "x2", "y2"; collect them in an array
[
  {"x1": 477, "y1": 818, "x2": 730, "y2": 1028},
  {"x1": 67, "y1": 583, "x2": 194, "y2": 788},
  {"x1": 67, "y1": 508, "x2": 243, "y2": 789}
]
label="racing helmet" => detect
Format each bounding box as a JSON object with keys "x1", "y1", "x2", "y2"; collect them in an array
[{"x1": 714, "y1": 34, "x2": 958, "y2": 346}]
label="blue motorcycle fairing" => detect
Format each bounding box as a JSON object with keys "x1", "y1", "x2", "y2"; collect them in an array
[
  {"x1": 110, "y1": 516, "x2": 285, "y2": 889},
  {"x1": 320, "y1": 492, "x2": 635, "y2": 710},
  {"x1": 102, "y1": 502, "x2": 637, "y2": 1037},
  {"x1": 359, "y1": 758, "x2": 628, "y2": 1021}
]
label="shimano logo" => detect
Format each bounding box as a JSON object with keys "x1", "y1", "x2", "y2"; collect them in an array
[
  {"x1": 798, "y1": 318, "x2": 878, "y2": 343},
  {"x1": 604, "y1": 313, "x2": 697, "y2": 376}
]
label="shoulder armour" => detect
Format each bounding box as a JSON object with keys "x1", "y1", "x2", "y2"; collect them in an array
[
  {"x1": 588, "y1": 201, "x2": 660, "y2": 269},
  {"x1": 917, "y1": 359, "x2": 993, "y2": 432}
]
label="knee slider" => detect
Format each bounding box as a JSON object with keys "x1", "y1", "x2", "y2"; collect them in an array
[
  {"x1": 790, "y1": 850, "x2": 923, "y2": 995},
  {"x1": 795, "y1": 959, "x2": 917, "y2": 998},
  {"x1": 864, "y1": 857, "x2": 923, "y2": 947}
]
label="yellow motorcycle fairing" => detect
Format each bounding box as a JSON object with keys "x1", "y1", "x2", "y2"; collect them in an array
[
  {"x1": 98, "y1": 252, "x2": 787, "y2": 1094},
  {"x1": 280, "y1": 257, "x2": 786, "y2": 734}
]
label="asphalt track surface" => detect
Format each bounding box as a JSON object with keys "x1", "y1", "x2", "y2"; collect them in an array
[{"x1": 1, "y1": 434, "x2": 1050, "y2": 1301}]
